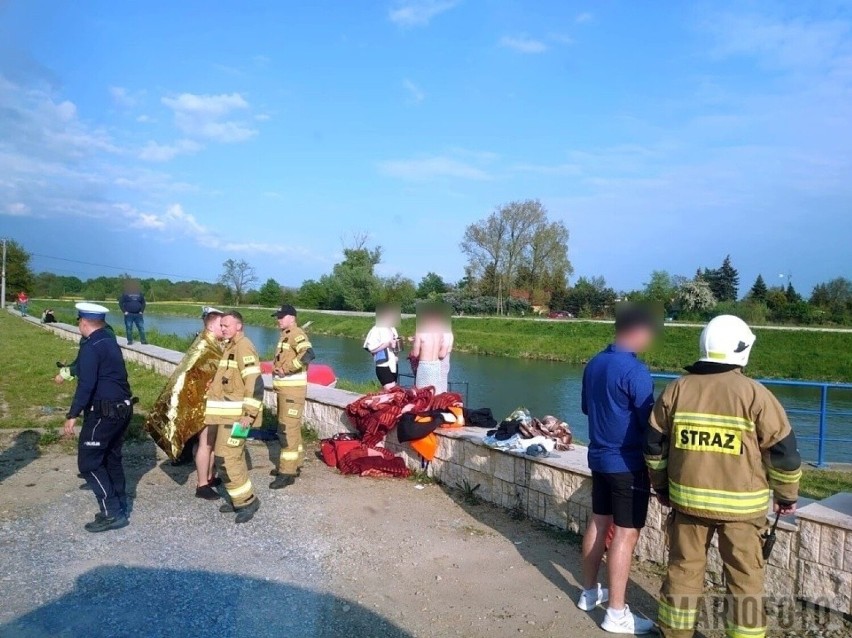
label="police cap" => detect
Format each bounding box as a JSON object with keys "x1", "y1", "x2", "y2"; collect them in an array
[{"x1": 75, "y1": 302, "x2": 109, "y2": 320}]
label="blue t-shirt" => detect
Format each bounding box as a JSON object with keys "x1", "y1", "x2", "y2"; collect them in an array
[{"x1": 581, "y1": 344, "x2": 654, "y2": 474}]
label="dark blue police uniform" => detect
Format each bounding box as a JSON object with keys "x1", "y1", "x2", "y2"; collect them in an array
[{"x1": 67, "y1": 325, "x2": 133, "y2": 522}]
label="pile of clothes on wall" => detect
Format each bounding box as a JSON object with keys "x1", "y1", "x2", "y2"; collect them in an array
[
  {"x1": 321, "y1": 386, "x2": 497, "y2": 478},
  {"x1": 483, "y1": 408, "x2": 573, "y2": 458}
]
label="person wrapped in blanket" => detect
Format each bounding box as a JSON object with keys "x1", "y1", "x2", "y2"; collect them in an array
[{"x1": 143, "y1": 307, "x2": 225, "y2": 499}]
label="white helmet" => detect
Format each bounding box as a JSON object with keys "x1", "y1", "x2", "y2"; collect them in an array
[{"x1": 698, "y1": 315, "x2": 756, "y2": 367}]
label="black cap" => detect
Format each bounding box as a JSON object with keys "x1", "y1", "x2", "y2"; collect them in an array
[
  {"x1": 271, "y1": 304, "x2": 297, "y2": 318},
  {"x1": 614, "y1": 303, "x2": 660, "y2": 334}
]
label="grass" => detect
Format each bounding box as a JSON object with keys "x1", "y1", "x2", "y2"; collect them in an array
[
  {"x1": 28, "y1": 299, "x2": 852, "y2": 381},
  {"x1": 800, "y1": 469, "x2": 852, "y2": 501},
  {"x1": 335, "y1": 378, "x2": 381, "y2": 394},
  {"x1": 0, "y1": 312, "x2": 172, "y2": 435}
]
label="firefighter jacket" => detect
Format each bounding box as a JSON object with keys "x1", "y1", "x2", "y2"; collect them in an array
[
  {"x1": 204, "y1": 333, "x2": 264, "y2": 426},
  {"x1": 272, "y1": 326, "x2": 315, "y2": 389},
  {"x1": 645, "y1": 363, "x2": 801, "y2": 521}
]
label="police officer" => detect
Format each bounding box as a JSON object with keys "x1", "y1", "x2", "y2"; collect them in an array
[
  {"x1": 645, "y1": 315, "x2": 801, "y2": 638},
  {"x1": 269, "y1": 304, "x2": 315, "y2": 490},
  {"x1": 205, "y1": 311, "x2": 263, "y2": 523},
  {"x1": 62, "y1": 302, "x2": 134, "y2": 533}
]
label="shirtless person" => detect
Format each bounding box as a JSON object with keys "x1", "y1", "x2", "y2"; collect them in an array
[{"x1": 411, "y1": 305, "x2": 449, "y2": 393}]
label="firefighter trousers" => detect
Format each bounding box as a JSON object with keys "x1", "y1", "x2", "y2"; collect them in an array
[
  {"x1": 212, "y1": 423, "x2": 255, "y2": 508},
  {"x1": 659, "y1": 509, "x2": 768, "y2": 638},
  {"x1": 276, "y1": 386, "x2": 306, "y2": 475}
]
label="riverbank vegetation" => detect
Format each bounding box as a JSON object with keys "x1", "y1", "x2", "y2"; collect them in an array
[
  {"x1": 24, "y1": 300, "x2": 852, "y2": 382},
  {"x1": 5, "y1": 311, "x2": 850, "y2": 500}
]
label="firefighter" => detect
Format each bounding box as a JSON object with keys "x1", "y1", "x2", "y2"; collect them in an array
[
  {"x1": 269, "y1": 304, "x2": 315, "y2": 490},
  {"x1": 645, "y1": 315, "x2": 801, "y2": 638},
  {"x1": 206, "y1": 311, "x2": 264, "y2": 523}
]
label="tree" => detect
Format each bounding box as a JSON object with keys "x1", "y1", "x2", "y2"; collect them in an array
[
  {"x1": 218, "y1": 259, "x2": 258, "y2": 305},
  {"x1": 748, "y1": 274, "x2": 768, "y2": 302},
  {"x1": 703, "y1": 255, "x2": 739, "y2": 302},
  {"x1": 461, "y1": 199, "x2": 572, "y2": 314},
  {"x1": 785, "y1": 282, "x2": 802, "y2": 304},
  {"x1": 810, "y1": 277, "x2": 852, "y2": 308},
  {"x1": 417, "y1": 272, "x2": 448, "y2": 298},
  {"x1": 257, "y1": 278, "x2": 283, "y2": 307},
  {"x1": 676, "y1": 279, "x2": 717, "y2": 313},
  {"x1": 562, "y1": 276, "x2": 617, "y2": 317},
  {"x1": 3, "y1": 239, "x2": 34, "y2": 301},
  {"x1": 380, "y1": 275, "x2": 417, "y2": 311}
]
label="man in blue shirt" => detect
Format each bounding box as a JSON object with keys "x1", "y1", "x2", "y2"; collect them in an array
[
  {"x1": 577, "y1": 304, "x2": 659, "y2": 635},
  {"x1": 119, "y1": 284, "x2": 147, "y2": 345},
  {"x1": 63, "y1": 303, "x2": 134, "y2": 533}
]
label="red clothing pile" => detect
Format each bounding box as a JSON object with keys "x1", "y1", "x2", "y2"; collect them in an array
[{"x1": 346, "y1": 386, "x2": 462, "y2": 446}]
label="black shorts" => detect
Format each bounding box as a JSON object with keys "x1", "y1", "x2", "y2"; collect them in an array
[
  {"x1": 375, "y1": 366, "x2": 398, "y2": 386},
  {"x1": 591, "y1": 470, "x2": 650, "y2": 529}
]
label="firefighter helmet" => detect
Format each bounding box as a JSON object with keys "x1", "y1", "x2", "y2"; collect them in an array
[{"x1": 698, "y1": 315, "x2": 756, "y2": 367}]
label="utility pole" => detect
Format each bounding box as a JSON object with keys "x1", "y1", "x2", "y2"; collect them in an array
[{"x1": 1, "y1": 238, "x2": 6, "y2": 309}]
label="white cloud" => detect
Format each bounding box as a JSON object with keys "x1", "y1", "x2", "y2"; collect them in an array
[
  {"x1": 388, "y1": 0, "x2": 460, "y2": 27},
  {"x1": 254, "y1": 113, "x2": 271, "y2": 121},
  {"x1": 575, "y1": 12, "x2": 593, "y2": 24},
  {"x1": 512, "y1": 162, "x2": 582, "y2": 176},
  {"x1": 3, "y1": 202, "x2": 31, "y2": 216},
  {"x1": 138, "y1": 139, "x2": 202, "y2": 162},
  {"x1": 500, "y1": 35, "x2": 548, "y2": 54},
  {"x1": 161, "y1": 92, "x2": 257, "y2": 143},
  {"x1": 129, "y1": 203, "x2": 310, "y2": 256},
  {"x1": 136, "y1": 114, "x2": 154, "y2": 123},
  {"x1": 378, "y1": 156, "x2": 492, "y2": 181},
  {"x1": 402, "y1": 78, "x2": 425, "y2": 103},
  {"x1": 109, "y1": 86, "x2": 136, "y2": 108}
]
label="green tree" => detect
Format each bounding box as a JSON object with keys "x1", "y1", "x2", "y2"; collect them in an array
[
  {"x1": 3, "y1": 239, "x2": 34, "y2": 301},
  {"x1": 380, "y1": 275, "x2": 417, "y2": 311},
  {"x1": 257, "y1": 278, "x2": 283, "y2": 307},
  {"x1": 417, "y1": 272, "x2": 448, "y2": 298},
  {"x1": 297, "y1": 280, "x2": 326, "y2": 308},
  {"x1": 218, "y1": 259, "x2": 258, "y2": 305},
  {"x1": 748, "y1": 274, "x2": 768, "y2": 301},
  {"x1": 704, "y1": 255, "x2": 739, "y2": 302},
  {"x1": 562, "y1": 276, "x2": 616, "y2": 317},
  {"x1": 785, "y1": 282, "x2": 802, "y2": 304}
]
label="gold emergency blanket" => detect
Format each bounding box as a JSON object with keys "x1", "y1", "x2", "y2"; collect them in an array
[{"x1": 144, "y1": 332, "x2": 223, "y2": 460}]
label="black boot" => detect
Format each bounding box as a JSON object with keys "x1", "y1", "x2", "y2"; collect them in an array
[
  {"x1": 269, "y1": 474, "x2": 296, "y2": 490},
  {"x1": 219, "y1": 502, "x2": 235, "y2": 513},
  {"x1": 84, "y1": 514, "x2": 129, "y2": 533},
  {"x1": 234, "y1": 498, "x2": 260, "y2": 524}
]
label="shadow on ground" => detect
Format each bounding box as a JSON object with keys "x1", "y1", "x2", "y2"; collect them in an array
[
  {"x1": 0, "y1": 430, "x2": 41, "y2": 483},
  {"x1": 0, "y1": 566, "x2": 413, "y2": 638},
  {"x1": 439, "y1": 483, "x2": 712, "y2": 637}
]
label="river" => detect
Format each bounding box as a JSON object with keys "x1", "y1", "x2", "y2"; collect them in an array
[{"x1": 140, "y1": 314, "x2": 851, "y2": 464}]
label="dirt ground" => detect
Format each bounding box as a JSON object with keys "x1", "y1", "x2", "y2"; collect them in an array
[{"x1": 0, "y1": 431, "x2": 849, "y2": 638}]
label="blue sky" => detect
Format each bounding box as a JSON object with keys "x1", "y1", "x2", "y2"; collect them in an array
[{"x1": 1, "y1": 0, "x2": 850, "y2": 295}]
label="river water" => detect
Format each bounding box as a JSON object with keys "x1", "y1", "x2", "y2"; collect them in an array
[{"x1": 141, "y1": 315, "x2": 851, "y2": 464}]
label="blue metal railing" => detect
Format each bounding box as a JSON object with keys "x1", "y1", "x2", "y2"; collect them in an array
[{"x1": 651, "y1": 374, "x2": 852, "y2": 467}]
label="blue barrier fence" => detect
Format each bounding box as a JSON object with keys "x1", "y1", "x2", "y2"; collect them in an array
[{"x1": 651, "y1": 374, "x2": 852, "y2": 467}]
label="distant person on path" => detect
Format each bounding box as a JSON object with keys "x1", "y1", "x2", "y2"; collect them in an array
[
  {"x1": 363, "y1": 304, "x2": 402, "y2": 390},
  {"x1": 119, "y1": 283, "x2": 147, "y2": 345},
  {"x1": 645, "y1": 315, "x2": 801, "y2": 638},
  {"x1": 41, "y1": 308, "x2": 57, "y2": 324},
  {"x1": 270, "y1": 304, "x2": 315, "y2": 490},
  {"x1": 411, "y1": 304, "x2": 449, "y2": 393},
  {"x1": 577, "y1": 303, "x2": 659, "y2": 635},
  {"x1": 16, "y1": 291, "x2": 29, "y2": 317},
  {"x1": 62, "y1": 302, "x2": 134, "y2": 533}
]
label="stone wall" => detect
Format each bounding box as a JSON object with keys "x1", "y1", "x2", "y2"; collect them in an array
[{"x1": 15, "y1": 309, "x2": 851, "y2": 615}]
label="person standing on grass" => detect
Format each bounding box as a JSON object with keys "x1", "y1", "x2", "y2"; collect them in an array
[
  {"x1": 63, "y1": 302, "x2": 134, "y2": 533},
  {"x1": 119, "y1": 282, "x2": 147, "y2": 345},
  {"x1": 577, "y1": 303, "x2": 659, "y2": 635},
  {"x1": 17, "y1": 291, "x2": 29, "y2": 317}
]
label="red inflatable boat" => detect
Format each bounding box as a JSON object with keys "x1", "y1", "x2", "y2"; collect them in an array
[{"x1": 260, "y1": 362, "x2": 337, "y2": 387}]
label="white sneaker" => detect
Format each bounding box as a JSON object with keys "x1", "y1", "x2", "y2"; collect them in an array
[
  {"x1": 576, "y1": 584, "x2": 609, "y2": 611},
  {"x1": 600, "y1": 605, "x2": 656, "y2": 635}
]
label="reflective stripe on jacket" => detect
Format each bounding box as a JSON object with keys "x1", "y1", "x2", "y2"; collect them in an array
[
  {"x1": 273, "y1": 326, "x2": 314, "y2": 388},
  {"x1": 204, "y1": 333, "x2": 264, "y2": 426},
  {"x1": 645, "y1": 365, "x2": 801, "y2": 521}
]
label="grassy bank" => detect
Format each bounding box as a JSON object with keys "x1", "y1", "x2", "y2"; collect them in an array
[
  {"x1": 30, "y1": 300, "x2": 852, "y2": 382},
  {"x1": 4, "y1": 310, "x2": 851, "y2": 499}
]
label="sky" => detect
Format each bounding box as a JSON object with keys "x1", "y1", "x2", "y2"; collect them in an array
[{"x1": 1, "y1": 0, "x2": 851, "y2": 296}]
